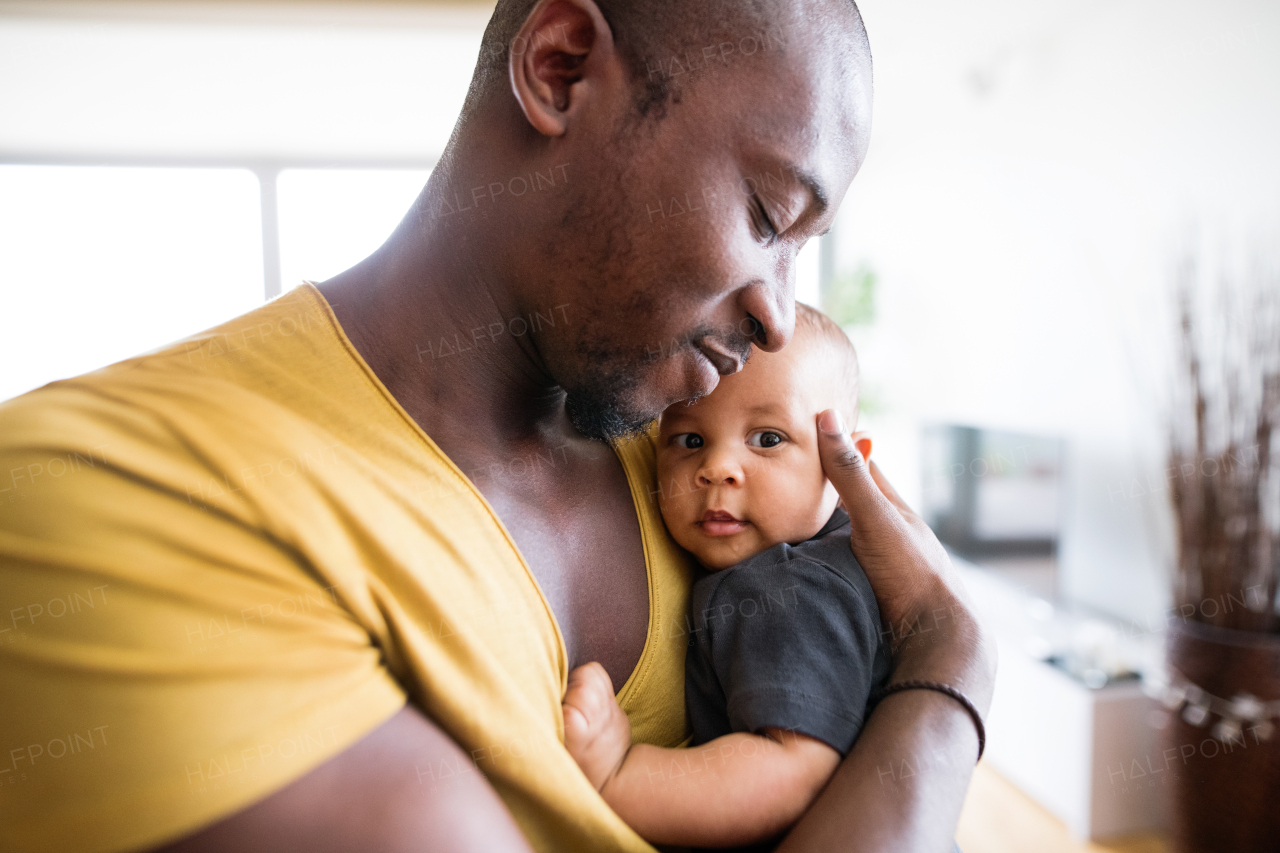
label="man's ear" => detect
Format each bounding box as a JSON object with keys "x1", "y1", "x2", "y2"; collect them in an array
[{"x1": 509, "y1": 0, "x2": 620, "y2": 138}]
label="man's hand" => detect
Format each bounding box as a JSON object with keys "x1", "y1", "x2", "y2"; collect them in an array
[
  {"x1": 562, "y1": 662, "x2": 632, "y2": 792},
  {"x1": 769, "y1": 410, "x2": 996, "y2": 853},
  {"x1": 816, "y1": 410, "x2": 995, "y2": 704},
  {"x1": 819, "y1": 415, "x2": 953, "y2": 643}
]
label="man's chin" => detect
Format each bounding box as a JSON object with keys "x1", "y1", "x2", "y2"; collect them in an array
[
  {"x1": 562, "y1": 346, "x2": 719, "y2": 441},
  {"x1": 563, "y1": 386, "x2": 658, "y2": 442}
]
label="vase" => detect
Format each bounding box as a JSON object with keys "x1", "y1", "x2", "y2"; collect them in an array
[{"x1": 1165, "y1": 618, "x2": 1280, "y2": 852}]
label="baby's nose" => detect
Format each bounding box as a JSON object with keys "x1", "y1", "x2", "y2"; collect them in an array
[{"x1": 696, "y1": 463, "x2": 740, "y2": 487}]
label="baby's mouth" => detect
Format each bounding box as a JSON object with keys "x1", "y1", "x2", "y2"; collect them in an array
[{"x1": 697, "y1": 509, "x2": 749, "y2": 537}]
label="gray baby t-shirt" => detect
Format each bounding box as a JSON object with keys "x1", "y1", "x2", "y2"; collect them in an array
[{"x1": 684, "y1": 508, "x2": 892, "y2": 754}]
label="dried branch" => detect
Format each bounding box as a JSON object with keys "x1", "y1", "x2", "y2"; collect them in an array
[{"x1": 1168, "y1": 253, "x2": 1280, "y2": 633}]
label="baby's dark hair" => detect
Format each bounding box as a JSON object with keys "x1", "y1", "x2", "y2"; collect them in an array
[{"x1": 794, "y1": 302, "x2": 860, "y2": 426}]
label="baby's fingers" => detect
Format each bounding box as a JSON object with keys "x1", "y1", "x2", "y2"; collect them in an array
[
  {"x1": 562, "y1": 662, "x2": 619, "y2": 749},
  {"x1": 562, "y1": 663, "x2": 630, "y2": 791},
  {"x1": 564, "y1": 663, "x2": 614, "y2": 713},
  {"x1": 562, "y1": 702, "x2": 591, "y2": 749}
]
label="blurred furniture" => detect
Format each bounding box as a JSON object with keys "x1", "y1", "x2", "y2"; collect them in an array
[
  {"x1": 922, "y1": 425, "x2": 1064, "y2": 559},
  {"x1": 957, "y1": 561, "x2": 1169, "y2": 841}
]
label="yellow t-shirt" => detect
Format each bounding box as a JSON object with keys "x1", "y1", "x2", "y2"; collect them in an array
[{"x1": 0, "y1": 285, "x2": 694, "y2": 853}]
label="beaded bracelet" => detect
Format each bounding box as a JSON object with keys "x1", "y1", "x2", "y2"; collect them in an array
[{"x1": 872, "y1": 680, "x2": 986, "y2": 762}]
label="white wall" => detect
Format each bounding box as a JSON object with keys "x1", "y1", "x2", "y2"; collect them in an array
[
  {"x1": 843, "y1": 0, "x2": 1280, "y2": 624},
  {"x1": 0, "y1": 1, "x2": 490, "y2": 161}
]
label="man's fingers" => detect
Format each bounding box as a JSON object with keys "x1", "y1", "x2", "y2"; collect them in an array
[
  {"x1": 816, "y1": 410, "x2": 897, "y2": 529},
  {"x1": 868, "y1": 460, "x2": 917, "y2": 518},
  {"x1": 816, "y1": 412, "x2": 968, "y2": 646}
]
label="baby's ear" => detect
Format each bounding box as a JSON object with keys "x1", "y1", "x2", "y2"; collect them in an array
[{"x1": 851, "y1": 431, "x2": 873, "y2": 463}]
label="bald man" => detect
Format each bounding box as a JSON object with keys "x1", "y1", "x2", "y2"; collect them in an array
[{"x1": 0, "y1": 2, "x2": 995, "y2": 852}]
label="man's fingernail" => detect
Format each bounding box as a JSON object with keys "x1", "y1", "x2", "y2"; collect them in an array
[{"x1": 819, "y1": 409, "x2": 845, "y2": 436}]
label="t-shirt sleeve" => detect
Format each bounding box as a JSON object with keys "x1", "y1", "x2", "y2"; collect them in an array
[
  {"x1": 699, "y1": 556, "x2": 883, "y2": 755},
  {"x1": 0, "y1": 386, "x2": 407, "y2": 853}
]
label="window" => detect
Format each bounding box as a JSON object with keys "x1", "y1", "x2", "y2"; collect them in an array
[
  {"x1": 0, "y1": 165, "x2": 264, "y2": 400},
  {"x1": 0, "y1": 3, "x2": 825, "y2": 402},
  {"x1": 277, "y1": 168, "x2": 432, "y2": 289},
  {"x1": 0, "y1": 3, "x2": 479, "y2": 402}
]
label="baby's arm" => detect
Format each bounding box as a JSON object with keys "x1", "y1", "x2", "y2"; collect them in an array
[{"x1": 562, "y1": 663, "x2": 840, "y2": 848}]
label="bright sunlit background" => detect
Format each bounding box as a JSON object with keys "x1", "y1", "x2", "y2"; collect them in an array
[
  {"x1": 0, "y1": 164, "x2": 264, "y2": 392},
  {"x1": 276, "y1": 168, "x2": 434, "y2": 291},
  {"x1": 2, "y1": 0, "x2": 1277, "y2": 628},
  {"x1": 0, "y1": 1, "x2": 823, "y2": 401},
  {"x1": 3, "y1": 2, "x2": 1279, "y2": 847}
]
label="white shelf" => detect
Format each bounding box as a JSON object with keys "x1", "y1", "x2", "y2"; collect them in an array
[{"x1": 956, "y1": 559, "x2": 1169, "y2": 839}]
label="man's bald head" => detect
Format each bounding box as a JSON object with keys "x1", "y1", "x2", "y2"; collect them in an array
[
  {"x1": 471, "y1": 0, "x2": 871, "y2": 120},
  {"x1": 421, "y1": 0, "x2": 875, "y2": 441}
]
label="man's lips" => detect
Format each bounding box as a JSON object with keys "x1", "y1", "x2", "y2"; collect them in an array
[
  {"x1": 687, "y1": 348, "x2": 721, "y2": 399},
  {"x1": 694, "y1": 340, "x2": 745, "y2": 376},
  {"x1": 697, "y1": 509, "x2": 748, "y2": 537}
]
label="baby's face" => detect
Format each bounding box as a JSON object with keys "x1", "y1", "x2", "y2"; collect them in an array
[{"x1": 656, "y1": 339, "x2": 846, "y2": 570}]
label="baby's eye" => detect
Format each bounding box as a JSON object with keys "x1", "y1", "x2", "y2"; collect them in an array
[
  {"x1": 673, "y1": 433, "x2": 705, "y2": 449},
  {"x1": 748, "y1": 431, "x2": 784, "y2": 449}
]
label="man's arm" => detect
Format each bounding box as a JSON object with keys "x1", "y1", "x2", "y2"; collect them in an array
[
  {"x1": 775, "y1": 415, "x2": 997, "y2": 853},
  {"x1": 778, "y1": 587, "x2": 990, "y2": 852},
  {"x1": 563, "y1": 662, "x2": 840, "y2": 848},
  {"x1": 151, "y1": 706, "x2": 535, "y2": 853}
]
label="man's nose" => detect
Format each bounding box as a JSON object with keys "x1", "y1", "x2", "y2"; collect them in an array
[{"x1": 737, "y1": 267, "x2": 795, "y2": 354}]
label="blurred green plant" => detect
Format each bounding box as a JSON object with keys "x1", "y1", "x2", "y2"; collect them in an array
[
  {"x1": 819, "y1": 262, "x2": 881, "y2": 416},
  {"x1": 822, "y1": 263, "x2": 877, "y2": 327}
]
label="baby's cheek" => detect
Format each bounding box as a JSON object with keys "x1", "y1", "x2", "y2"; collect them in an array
[
  {"x1": 656, "y1": 454, "x2": 699, "y2": 492},
  {"x1": 762, "y1": 476, "x2": 832, "y2": 542},
  {"x1": 655, "y1": 469, "x2": 701, "y2": 521}
]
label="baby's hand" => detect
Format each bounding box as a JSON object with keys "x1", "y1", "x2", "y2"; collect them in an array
[{"x1": 562, "y1": 662, "x2": 632, "y2": 791}]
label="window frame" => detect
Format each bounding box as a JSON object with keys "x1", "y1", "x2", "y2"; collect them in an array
[{"x1": 0, "y1": 152, "x2": 438, "y2": 299}]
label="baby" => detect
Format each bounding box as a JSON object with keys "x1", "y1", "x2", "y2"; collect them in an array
[{"x1": 563, "y1": 304, "x2": 889, "y2": 849}]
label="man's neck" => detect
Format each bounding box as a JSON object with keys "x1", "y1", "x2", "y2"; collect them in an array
[{"x1": 317, "y1": 200, "x2": 580, "y2": 460}]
